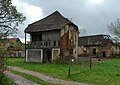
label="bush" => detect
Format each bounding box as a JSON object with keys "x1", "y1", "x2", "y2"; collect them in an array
[
  {"x1": 0, "y1": 46, "x2": 6, "y2": 73},
  {"x1": 0, "y1": 73, "x2": 17, "y2": 85},
  {"x1": 0, "y1": 73, "x2": 4, "y2": 83},
  {"x1": 53, "y1": 54, "x2": 75, "y2": 64}
]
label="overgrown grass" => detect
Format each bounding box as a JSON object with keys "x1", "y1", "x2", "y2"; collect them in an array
[
  {"x1": 7, "y1": 58, "x2": 120, "y2": 85},
  {"x1": 10, "y1": 70, "x2": 59, "y2": 85},
  {"x1": 0, "y1": 73, "x2": 17, "y2": 85}
]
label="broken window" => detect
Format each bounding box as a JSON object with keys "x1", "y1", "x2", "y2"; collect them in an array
[
  {"x1": 93, "y1": 48, "x2": 96, "y2": 54},
  {"x1": 54, "y1": 41, "x2": 56, "y2": 46},
  {"x1": 103, "y1": 51, "x2": 106, "y2": 57}
]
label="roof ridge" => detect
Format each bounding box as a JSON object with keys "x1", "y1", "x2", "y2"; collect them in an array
[
  {"x1": 79, "y1": 34, "x2": 109, "y2": 38},
  {"x1": 29, "y1": 11, "x2": 65, "y2": 26},
  {"x1": 25, "y1": 11, "x2": 77, "y2": 33}
]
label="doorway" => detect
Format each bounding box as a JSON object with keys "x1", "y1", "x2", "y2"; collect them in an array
[
  {"x1": 43, "y1": 49, "x2": 52, "y2": 63},
  {"x1": 93, "y1": 48, "x2": 96, "y2": 54},
  {"x1": 103, "y1": 51, "x2": 106, "y2": 57}
]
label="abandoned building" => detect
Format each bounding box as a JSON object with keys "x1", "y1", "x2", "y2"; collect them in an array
[
  {"x1": 25, "y1": 11, "x2": 79, "y2": 63},
  {"x1": 77, "y1": 34, "x2": 120, "y2": 57},
  {"x1": 0, "y1": 38, "x2": 24, "y2": 57}
]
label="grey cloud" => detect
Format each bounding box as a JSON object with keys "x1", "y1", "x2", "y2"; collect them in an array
[{"x1": 19, "y1": 0, "x2": 120, "y2": 37}]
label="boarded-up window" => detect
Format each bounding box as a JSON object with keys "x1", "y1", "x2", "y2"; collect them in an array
[{"x1": 27, "y1": 49, "x2": 42, "y2": 63}]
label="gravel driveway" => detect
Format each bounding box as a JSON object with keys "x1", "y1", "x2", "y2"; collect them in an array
[{"x1": 7, "y1": 66, "x2": 92, "y2": 85}]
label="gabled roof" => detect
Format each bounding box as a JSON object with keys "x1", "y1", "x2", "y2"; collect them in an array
[
  {"x1": 0, "y1": 38, "x2": 22, "y2": 45},
  {"x1": 0, "y1": 38, "x2": 21, "y2": 43},
  {"x1": 78, "y1": 34, "x2": 113, "y2": 46},
  {"x1": 25, "y1": 11, "x2": 78, "y2": 33}
]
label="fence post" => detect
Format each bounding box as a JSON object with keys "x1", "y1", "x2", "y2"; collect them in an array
[
  {"x1": 68, "y1": 65, "x2": 71, "y2": 77},
  {"x1": 89, "y1": 57, "x2": 92, "y2": 69}
]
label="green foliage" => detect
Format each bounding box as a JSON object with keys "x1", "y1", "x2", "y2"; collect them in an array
[
  {"x1": 0, "y1": 73, "x2": 17, "y2": 85},
  {"x1": 0, "y1": 0, "x2": 26, "y2": 38},
  {"x1": 7, "y1": 58, "x2": 120, "y2": 85},
  {"x1": 11, "y1": 41, "x2": 24, "y2": 51},
  {"x1": 11, "y1": 70, "x2": 59, "y2": 85},
  {"x1": 0, "y1": 46, "x2": 7, "y2": 73},
  {"x1": 0, "y1": 45, "x2": 6, "y2": 54},
  {"x1": 53, "y1": 55, "x2": 75, "y2": 64}
]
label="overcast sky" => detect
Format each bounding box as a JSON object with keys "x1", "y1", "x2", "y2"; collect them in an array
[{"x1": 12, "y1": 0, "x2": 120, "y2": 42}]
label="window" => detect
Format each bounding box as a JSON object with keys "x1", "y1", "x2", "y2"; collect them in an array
[
  {"x1": 93, "y1": 48, "x2": 96, "y2": 54},
  {"x1": 54, "y1": 41, "x2": 56, "y2": 46}
]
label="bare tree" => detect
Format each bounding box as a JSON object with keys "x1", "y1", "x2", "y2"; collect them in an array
[
  {"x1": 80, "y1": 27, "x2": 87, "y2": 36},
  {"x1": 107, "y1": 18, "x2": 120, "y2": 38}
]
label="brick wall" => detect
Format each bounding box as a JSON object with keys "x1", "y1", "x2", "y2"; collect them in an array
[
  {"x1": 60, "y1": 24, "x2": 78, "y2": 58},
  {"x1": 60, "y1": 31, "x2": 69, "y2": 49}
]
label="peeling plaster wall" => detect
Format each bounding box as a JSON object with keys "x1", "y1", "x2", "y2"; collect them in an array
[
  {"x1": 78, "y1": 43, "x2": 113, "y2": 57},
  {"x1": 60, "y1": 24, "x2": 79, "y2": 58},
  {"x1": 52, "y1": 48, "x2": 60, "y2": 60},
  {"x1": 112, "y1": 46, "x2": 120, "y2": 55}
]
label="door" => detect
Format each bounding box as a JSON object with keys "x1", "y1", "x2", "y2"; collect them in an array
[
  {"x1": 43, "y1": 49, "x2": 52, "y2": 63},
  {"x1": 103, "y1": 51, "x2": 106, "y2": 57}
]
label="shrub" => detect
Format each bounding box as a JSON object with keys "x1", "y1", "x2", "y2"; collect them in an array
[
  {"x1": 53, "y1": 54, "x2": 75, "y2": 64},
  {"x1": 0, "y1": 73, "x2": 17, "y2": 85},
  {"x1": 0, "y1": 46, "x2": 7, "y2": 73}
]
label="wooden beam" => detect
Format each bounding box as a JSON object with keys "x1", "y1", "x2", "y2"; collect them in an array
[{"x1": 25, "y1": 32, "x2": 26, "y2": 62}]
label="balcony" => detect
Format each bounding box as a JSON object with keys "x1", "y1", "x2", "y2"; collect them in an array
[{"x1": 27, "y1": 41, "x2": 60, "y2": 49}]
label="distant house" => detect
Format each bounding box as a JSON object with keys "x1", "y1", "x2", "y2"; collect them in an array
[
  {"x1": 25, "y1": 11, "x2": 79, "y2": 63},
  {"x1": 0, "y1": 38, "x2": 24, "y2": 57},
  {"x1": 77, "y1": 34, "x2": 120, "y2": 57}
]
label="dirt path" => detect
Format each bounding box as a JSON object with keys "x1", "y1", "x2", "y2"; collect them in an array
[
  {"x1": 8, "y1": 66, "x2": 91, "y2": 85},
  {"x1": 4, "y1": 71, "x2": 39, "y2": 85}
]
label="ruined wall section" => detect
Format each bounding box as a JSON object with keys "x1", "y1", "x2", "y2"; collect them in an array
[
  {"x1": 78, "y1": 43, "x2": 113, "y2": 57},
  {"x1": 60, "y1": 24, "x2": 78, "y2": 58}
]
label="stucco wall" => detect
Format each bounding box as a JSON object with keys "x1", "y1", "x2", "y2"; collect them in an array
[
  {"x1": 78, "y1": 44, "x2": 113, "y2": 57},
  {"x1": 112, "y1": 46, "x2": 120, "y2": 54}
]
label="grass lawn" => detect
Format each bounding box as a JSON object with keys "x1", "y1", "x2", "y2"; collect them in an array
[
  {"x1": 6, "y1": 58, "x2": 120, "y2": 85},
  {"x1": 0, "y1": 73, "x2": 17, "y2": 85}
]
